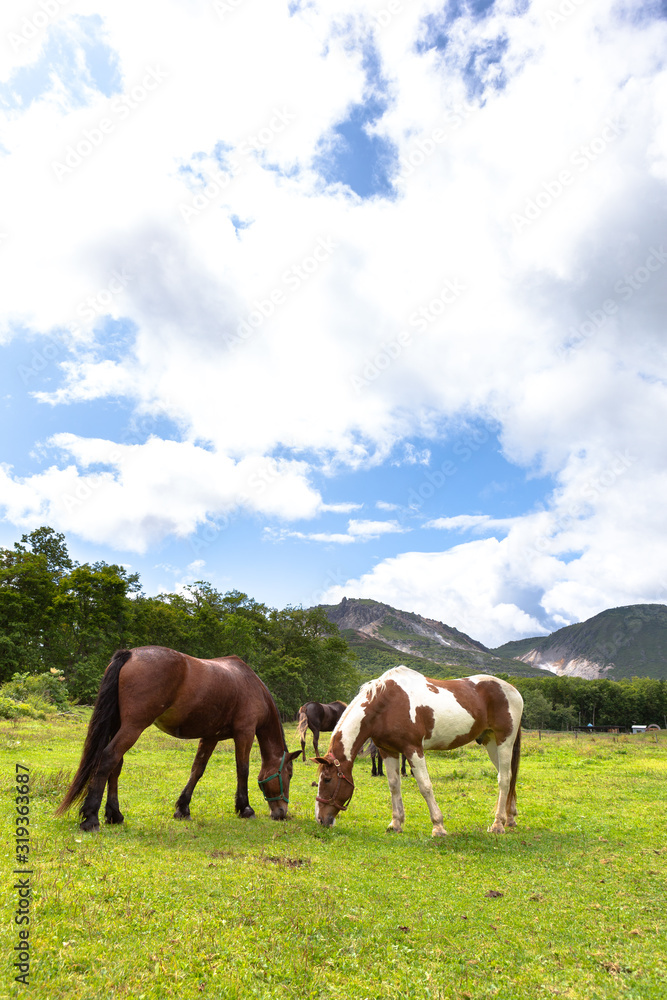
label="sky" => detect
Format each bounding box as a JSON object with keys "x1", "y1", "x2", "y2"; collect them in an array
[{"x1": 1, "y1": 0, "x2": 666, "y2": 648}]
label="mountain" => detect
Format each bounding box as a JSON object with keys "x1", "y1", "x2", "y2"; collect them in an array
[
  {"x1": 491, "y1": 604, "x2": 667, "y2": 680},
  {"x1": 317, "y1": 597, "x2": 545, "y2": 679}
]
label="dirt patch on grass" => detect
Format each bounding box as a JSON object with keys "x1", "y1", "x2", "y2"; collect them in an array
[{"x1": 262, "y1": 855, "x2": 311, "y2": 869}]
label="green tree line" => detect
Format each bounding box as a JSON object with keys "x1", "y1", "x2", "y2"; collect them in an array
[
  {"x1": 509, "y1": 673, "x2": 667, "y2": 731},
  {"x1": 0, "y1": 527, "x2": 359, "y2": 715},
  {"x1": 1, "y1": 527, "x2": 664, "y2": 729}
]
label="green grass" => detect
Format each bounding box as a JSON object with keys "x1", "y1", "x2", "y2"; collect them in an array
[{"x1": 1, "y1": 714, "x2": 666, "y2": 999}]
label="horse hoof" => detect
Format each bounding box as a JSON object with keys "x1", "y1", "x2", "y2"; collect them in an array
[
  {"x1": 80, "y1": 819, "x2": 100, "y2": 832},
  {"x1": 431, "y1": 827, "x2": 448, "y2": 838},
  {"x1": 173, "y1": 811, "x2": 191, "y2": 820},
  {"x1": 386, "y1": 825, "x2": 403, "y2": 834},
  {"x1": 488, "y1": 823, "x2": 505, "y2": 834},
  {"x1": 104, "y1": 813, "x2": 124, "y2": 825},
  {"x1": 240, "y1": 807, "x2": 256, "y2": 819}
]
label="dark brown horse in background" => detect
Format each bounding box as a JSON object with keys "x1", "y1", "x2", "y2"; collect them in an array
[
  {"x1": 57, "y1": 647, "x2": 300, "y2": 831},
  {"x1": 297, "y1": 700, "x2": 347, "y2": 761},
  {"x1": 369, "y1": 740, "x2": 410, "y2": 778}
]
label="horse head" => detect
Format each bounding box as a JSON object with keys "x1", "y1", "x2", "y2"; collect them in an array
[
  {"x1": 257, "y1": 750, "x2": 302, "y2": 820},
  {"x1": 312, "y1": 752, "x2": 355, "y2": 826}
]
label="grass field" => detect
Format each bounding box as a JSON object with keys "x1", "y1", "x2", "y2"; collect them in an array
[{"x1": 2, "y1": 712, "x2": 666, "y2": 1000}]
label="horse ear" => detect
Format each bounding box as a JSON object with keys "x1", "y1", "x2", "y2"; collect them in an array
[
  {"x1": 288, "y1": 750, "x2": 302, "y2": 762},
  {"x1": 311, "y1": 756, "x2": 330, "y2": 767}
]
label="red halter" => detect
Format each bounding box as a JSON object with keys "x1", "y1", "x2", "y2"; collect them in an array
[{"x1": 314, "y1": 753, "x2": 355, "y2": 811}]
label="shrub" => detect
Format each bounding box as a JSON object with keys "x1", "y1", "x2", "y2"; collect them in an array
[
  {"x1": 0, "y1": 668, "x2": 69, "y2": 712},
  {"x1": 0, "y1": 695, "x2": 46, "y2": 719}
]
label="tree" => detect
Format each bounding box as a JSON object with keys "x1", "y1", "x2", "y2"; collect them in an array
[
  {"x1": 256, "y1": 606, "x2": 360, "y2": 715},
  {"x1": 0, "y1": 546, "x2": 58, "y2": 679},
  {"x1": 0, "y1": 528, "x2": 360, "y2": 708},
  {"x1": 54, "y1": 562, "x2": 141, "y2": 700},
  {"x1": 15, "y1": 526, "x2": 73, "y2": 580},
  {"x1": 522, "y1": 689, "x2": 553, "y2": 729}
]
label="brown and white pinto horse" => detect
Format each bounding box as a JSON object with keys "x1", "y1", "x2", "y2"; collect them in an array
[
  {"x1": 57, "y1": 647, "x2": 301, "y2": 831},
  {"x1": 296, "y1": 700, "x2": 347, "y2": 761},
  {"x1": 314, "y1": 665, "x2": 523, "y2": 836}
]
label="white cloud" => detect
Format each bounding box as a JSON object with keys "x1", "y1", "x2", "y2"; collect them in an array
[
  {"x1": 1, "y1": 2, "x2": 667, "y2": 638},
  {"x1": 425, "y1": 515, "x2": 517, "y2": 533},
  {"x1": 267, "y1": 517, "x2": 408, "y2": 546},
  {"x1": 322, "y1": 457, "x2": 667, "y2": 644},
  {"x1": 0, "y1": 434, "x2": 333, "y2": 551}
]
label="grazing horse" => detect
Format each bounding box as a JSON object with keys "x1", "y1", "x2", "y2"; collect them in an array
[
  {"x1": 314, "y1": 665, "x2": 523, "y2": 836},
  {"x1": 57, "y1": 647, "x2": 301, "y2": 832},
  {"x1": 297, "y1": 700, "x2": 347, "y2": 761},
  {"x1": 369, "y1": 740, "x2": 410, "y2": 778}
]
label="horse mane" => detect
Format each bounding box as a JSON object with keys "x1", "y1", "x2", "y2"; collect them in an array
[
  {"x1": 355, "y1": 666, "x2": 405, "y2": 704},
  {"x1": 257, "y1": 674, "x2": 289, "y2": 751}
]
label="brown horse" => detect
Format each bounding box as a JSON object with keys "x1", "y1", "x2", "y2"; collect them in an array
[
  {"x1": 314, "y1": 665, "x2": 523, "y2": 836},
  {"x1": 57, "y1": 647, "x2": 301, "y2": 832},
  {"x1": 296, "y1": 700, "x2": 347, "y2": 760},
  {"x1": 369, "y1": 740, "x2": 410, "y2": 778}
]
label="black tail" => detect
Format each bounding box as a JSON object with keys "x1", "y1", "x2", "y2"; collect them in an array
[
  {"x1": 508, "y1": 726, "x2": 521, "y2": 808},
  {"x1": 56, "y1": 650, "x2": 132, "y2": 815}
]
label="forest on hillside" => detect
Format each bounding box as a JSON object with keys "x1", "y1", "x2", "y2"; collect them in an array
[
  {"x1": 1, "y1": 527, "x2": 665, "y2": 729},
  {"x1": 0, "y1": 526, "x2": 359, "y2": 715}
]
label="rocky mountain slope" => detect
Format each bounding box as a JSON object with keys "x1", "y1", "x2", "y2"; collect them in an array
[
  {"x1": 317, "y1": 597, "x2": 544, "y2": 679},
  {"x1": 491, "y1": 604, "x2": 667, "y2": 680}
]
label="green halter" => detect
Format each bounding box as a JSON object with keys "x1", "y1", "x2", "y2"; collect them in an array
[{"x1": 257, "y1": 751, "x2": 289, "y2": 804}]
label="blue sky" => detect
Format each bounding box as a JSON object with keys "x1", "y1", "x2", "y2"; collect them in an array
[{"x1": 1, "y1": 1, "x2": 667, "y2": 646}]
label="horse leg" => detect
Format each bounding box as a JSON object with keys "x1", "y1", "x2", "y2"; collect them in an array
[
  {"x1": 79, "y1": 725, "x2": 143, "y2": 832},
  {"x1": 233, "y1": 733, "x2": 256, "y2": 819},
  {"x1": 384, "y1": 756, "x2": 405, "y2": 833},
  {"x1": 174, "y1": 738, "x2": 218, "y2": 819},
  {"x1": 401, "y1": 754, "x2": 407, "y2": 777},
  {"x1": 485, "y1": 738, "x2": 515, "y2": 833},
  {"x1": 407, "y1": 752, "x2": 447, "y2": 837},
  {"x1": 312, "y1": 728, "x2": 320, "y2": 759},
  {"x1": 301, "y1": 736, "x2": 306, "y2": 762},
  {"x1": 104, "y1": 757, "x2": 124, "y2": 825}
]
